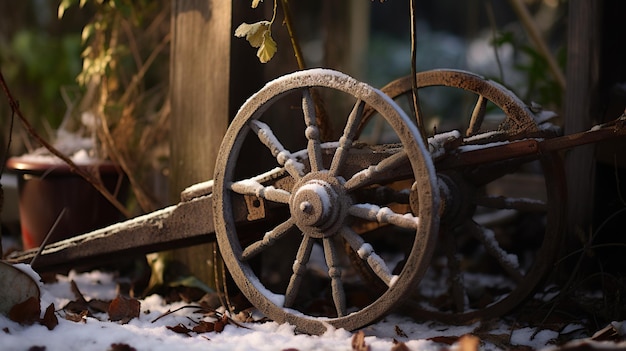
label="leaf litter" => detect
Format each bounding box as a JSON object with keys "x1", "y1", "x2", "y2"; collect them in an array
[{"x1": 0, "y1": 264, "x2": 626, "y2": 351}]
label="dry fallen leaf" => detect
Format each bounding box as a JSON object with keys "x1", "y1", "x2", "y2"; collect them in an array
[
  {"x1": 108, "y1": 295, "x2": 140, "y2": 323},
  {"x1": 192, "y1": 320, "x2": 216, "y2": 333},
  {"x1": 9, "y1": 296, "x2": 40, "y2": 325},
  {"x1": 428, "y1": 335, "x2": 460, "y2": 345},
  {"x1": 351, "y1": 330, "x2": 370, "y2": 351},
  {"x1": 458, "y1": 334, "x2": 480, "y2": 351},
  {"x1": 108, "y1": 343, "x2": 137, "y2": 351},
  {"x1": 41, "y1": 303, "x2": 58, "y2": 330},
  {"x1": 167, "y1": 323, "x2": 192, "y2": 336},
  {"x1": 391, "y1": 340, "x2": 411, "y2": 351}
]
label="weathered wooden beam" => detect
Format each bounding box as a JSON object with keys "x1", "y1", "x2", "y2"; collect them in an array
[{"x1": 7, "y1": 195, "x2": 216, "y2": 272}]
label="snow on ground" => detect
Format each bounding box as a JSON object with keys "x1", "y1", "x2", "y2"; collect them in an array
[{"x1": 3, "y1": 264, "x2": 624, "y2": 351}]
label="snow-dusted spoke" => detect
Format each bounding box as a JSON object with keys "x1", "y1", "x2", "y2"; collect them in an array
[
  {"x1": 443, "y1": 230, "x2": 466, "y2": 313},
  {"x1": 344, "y1": 150, "x2": 409, "y2": 191},
  {"x1": 229, "y1": 179, "x2": 290, "y2": 204},
  {"x1": 241, "y1": 219, "x2": 297, "y2": 261},
  {"x1": 329, "y1": 99, "x2": 365, "y2": 176},
  {"x1": 349, "y1": 203, "x2": 419, "y2": 230},
  {"x1": 466, "y1": 95, "x2": 487, "y2": 137},
  {"x1": 248, "y1": 119, "x2": 305, "y2": 180},
  {"x1": 323, "y1": 237, "x2": 347, "y2": 317},
  {"x1": 302, "y1": 90, "x2": 324, "y2": 172},
  {"x1": 468, "y1": 221, "x2": 524, "y2": 283},
  {"x1": 475, "y1": 195, "x2": 547, "y2": 213},
  {"x1": 284, "y1": 235, "x2": 315, "y2": 308},
  {"x1": 342, "y1": 227, "x2": 395, "y2": 286}
]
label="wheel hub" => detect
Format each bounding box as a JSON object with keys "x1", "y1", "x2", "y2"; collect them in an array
[
  {"x1": 290, "y1": 172, "x2": 349, "y2": 238},
  {"x1": 437, "y1": 172, "x2": 476, "y2": 227}
]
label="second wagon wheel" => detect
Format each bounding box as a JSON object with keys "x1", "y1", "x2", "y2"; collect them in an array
[
  {"x1": 213, "y1": 69, "x2": 440, "y2": 334},
  {"x1": 359, "y1": 69, "x2": 566, "y2": 324}
]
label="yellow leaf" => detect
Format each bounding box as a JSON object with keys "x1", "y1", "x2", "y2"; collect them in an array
[
  {"x1": 257, "y1": 30, "x2": 277, "y2": 63},
  {"x1": 251, "y1": 0, "x2": 263, "y2": 8},
  {"x1": 234, "y1": 21, "x2": 270, "y2": 48}
]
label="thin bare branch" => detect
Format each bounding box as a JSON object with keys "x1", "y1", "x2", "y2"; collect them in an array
[{"x1": 0, "y1": 68, "x2": 131, "y2": 218}]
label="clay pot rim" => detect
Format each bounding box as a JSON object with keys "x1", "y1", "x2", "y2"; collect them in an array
[{"x1": 6, "y1": 156, "x2": 122, "y2": 175}]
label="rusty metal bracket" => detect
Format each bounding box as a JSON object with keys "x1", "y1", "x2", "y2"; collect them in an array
[{"x1": 244, "y1": 195, "x2": 266, "y2": 221}]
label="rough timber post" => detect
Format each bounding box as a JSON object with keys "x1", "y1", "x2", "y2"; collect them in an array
[
  {"x1": 564, "y1": 0, "x2": 600, "y2": 250},
  {"x1": 168, "y1": 1, "x2": 266, "y2": 287},
  {"x1": 169, "y1": 0, "x2": 232, "y2": 286}
]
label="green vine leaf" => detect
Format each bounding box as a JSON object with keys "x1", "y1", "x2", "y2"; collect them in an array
[
  {"x1": 257, "y1": 30, "x2": 277, "y2": 63},
  {"x1": 252, "y1": 0, "x2": 263, "y2": 9},
  {"x1": 235, "y1": 21, "x2": 271, "y2": 47},
  {"x1": 235, "y1": 21, "x2": 277, "y2": 63}
]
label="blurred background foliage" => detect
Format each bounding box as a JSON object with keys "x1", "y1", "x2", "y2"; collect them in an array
[
  {"x1": 1, "y1": 0, "x2": 567, "y2": 211},
  {"x1": 1, "y1": 0, "x2": 171, "y2": 214},
  {"x1": 0, "y1": 1, "x2": 85, "y2": 139}
]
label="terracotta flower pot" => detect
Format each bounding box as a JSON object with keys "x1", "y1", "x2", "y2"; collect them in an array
[{"x1": 6, "y1": 156, "x2": 128, "y2": 250}]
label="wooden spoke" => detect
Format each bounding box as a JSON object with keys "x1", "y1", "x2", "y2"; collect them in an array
[
  {"x1": 329, "y1": 99, "x2": 365, "y2": 176},
  {"x1": 302, "y1": 90, "x2": 324, "y2": 172},
  {"x1": 249, "y1": 119, "x2": 305, "y2": 179},
  {"x1": 241, "y1": 219, "x2": 297, "y2": 261},
  {"x1": 349, "y1": 203, "x2": 419, "y2": 230},
  {"x1": 284, "y1": 235, "x2": 315, "y2": 308}
]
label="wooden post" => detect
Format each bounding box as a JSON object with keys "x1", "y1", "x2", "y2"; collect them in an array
[
  {"x1": 168, "y1": 0, "x2": 233, "y2": 286},
  {"x1": 563, "y1": 1, "x2": 601, "y2": 246},
  {"x1": 167, "y1": 1, "x2": 267, "y2": 287}
]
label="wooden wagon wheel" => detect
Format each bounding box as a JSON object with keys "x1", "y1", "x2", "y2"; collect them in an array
[
  {"x1": 359, "y1": 69, "x2": 566, "y2": 323},
  {"x1": 212, "y1": 69, "x2": 440, "y2": 334}
]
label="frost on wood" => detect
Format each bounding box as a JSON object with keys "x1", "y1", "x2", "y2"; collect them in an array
[
  {"x1": 477, "y1": 227, "x2": 520, "y2": 272},
  {"x1": 349, "y1": 203, "x2": 420, "y2": 230},
  {"x1": 249, "y1": 120, "x2": 305, "y2": 178},
  {"x1": 342, "y1": 228, "x2": 396, "y2": 286},
  {"x1": 230, "y1": 179, "x2": 290, "y2": 204},
  {"x1": 427, "y1": 130, "x2": 461, "y2": 159}
]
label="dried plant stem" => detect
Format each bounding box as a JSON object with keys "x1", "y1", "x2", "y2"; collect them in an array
[
  {"x1": 279, "y1": 0, "x2": 333, "y2": 140},
  {"x1": 410, "y1": 0, "x2": 427, "y2": 141},
  {"x1": 120, "y1": 32, "x2": 171, "y2": 106},
  {"x1": 507, "y1": 0, "x2": 566, "y2": 90},
  {"x1": 30, "y1": 208, "x2": 67, "y2": 267},
  {"x1": 485, "y1": 1, "x2": 505, "y2": 83},
  {"x1": 0, "y1": 68, "x2": 131, "y2": 218},
  {"x1": 96, "y1": 109, "x2": 156, "y2": 212},
  {"x1": 279, "y1": 0, "x2": 306, "y2": 70}
]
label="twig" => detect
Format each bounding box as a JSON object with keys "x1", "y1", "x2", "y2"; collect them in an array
[
  {"x1": 30, "y1": 208, "x2": 67, "y2": 268},
  {"x1": 120, "y1": 32, "x2": 171, "y2": 106},
  {"x1": 151, "y1": 305, "x2": 209, "y2": 323},
  {"x1": 410, "y1": 0, "x2": 427, "y2": 141},
  {"x1": 0, "y1": 87, "x2": 15, "y2": 257},
  {"x1": 279, "y1": 0, "x2": 306, "y2": 70},
  {"x1": 0, "y1": 99, "x2": 15, "y2": 177},
  {"x1": 0, "y1": 68, "x2": 131, "y2": 218},
  {"x1": 486, "y1": 1, "x2": 505, "y2": 83},
  {"x1": 279, "y1": 0, "x2": 333, "y2": 141},
  {"x1": 507, "y1": 0, "x2": 566, "y2": 90}
]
